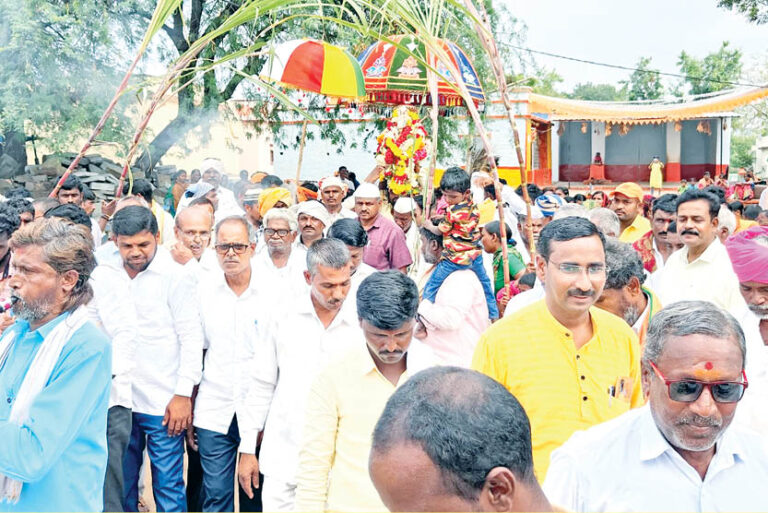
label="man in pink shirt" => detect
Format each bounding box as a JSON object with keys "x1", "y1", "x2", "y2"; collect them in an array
[
  {"x1": 354, "y1": 183, "x2": 412, "y2": 272},
  {"x1": 415, "y1": 226, "x2": 490, "y2": 367}
]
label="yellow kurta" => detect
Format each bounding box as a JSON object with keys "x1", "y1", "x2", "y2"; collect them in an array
[
  {"x1": 472, "y1": 299, "x2": 643, "y2": 482},
  {"x1": 649, "y1": 162, "x2": 664, "y2": 189}
]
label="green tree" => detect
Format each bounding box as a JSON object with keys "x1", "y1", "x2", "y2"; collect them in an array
[
  {"x1": 622, "y1": 57, "x2": 664, "y2": 101},
  {"x1": 569, "y1": 82, "x2": 628, "y2": 101},
  {"x1": 718, "y1": 0, "x2": 768, "y2": 23},
  {"x1": 0, "y1": 0, "x2": 133, "y2": 175},
  {"x1": 677, "y1": 41, "x2": 743, "y2": 95},
  {"x1": 731, "y1": 133, "x2": 756, "y2": 168}
]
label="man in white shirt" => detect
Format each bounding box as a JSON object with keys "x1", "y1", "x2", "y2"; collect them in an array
[
  {"x1": 414, "y1": 227, "x2": 489, "y2": 367},
  {"x1": 544, "y1": 301, "x2": 768, "y2": 512},
  {"x1": 654, "y1": 189, "x2": 746, "y2": 314},
  {"x1": 295, "y1": 200, "x2": 329, "y2": 254},
  {"x1": 326, "y1": 218, "x2": 376, "y2": 298},
  {"x1": 88, "y1": 261, "x2": 139, "y2": 512},
  {"x1": 630, "y1": 194, "x2": 677, "y2": 274},
  {"x1": 318, "y1": 175, "x2": 356, "y2": 223},
  {"x1": 392, "y1": 197, "x2": 422, "y2": 264},
  {"x1": 169, "y1": 204, "x2": 218, "y2": 274},
  {"x1": 595, "y1": 239, "x2": 660, "y2": 346},
  {"x1": 725, "y1": 226, "x2": 768, "y2": 435},
  {"x1": 515, "y1": 206, "x2": 545, "y2": 265},
  {"x1": 112, "y1": 206, "x2": 204, "y2": 512},
  {"x1": 194, "y1": 216, "x2": 263, "y2": 512},
  {"x1": 251, "y1": 208, "x2": 306, "y2": 300},
  {"x1": 237, "y1": 238, "x2": 361, "y2": 511}
]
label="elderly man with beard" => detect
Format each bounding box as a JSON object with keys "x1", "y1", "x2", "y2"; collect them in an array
[
  {"x1": 112, "y1": 206, "x2": 204, "y2": 512},
  {"x1": 596, "y1": 239, "x2": 662, "y2": 346},
  {"x1": 192, "y1": 216, "x2": 264, "y2": 512},
  {"x1": 473, "y1": 218, "x2": 643, "y2": 482},
  {"x1": 610, "y1": 182, "x2": 651, "y2": 243},
  {"x1": 0, "y1": 218, "x2": 111, "y2": 511},
  {"x1": 170, "y1": 205, "x2": 218, "y2": 274},
  {"x1": 654, "y1": 189, "x2": 745, "y2": 314},
  {"x1": 294, "y1": 271, "x2": 435, "y2": 512},
  {"x1": 725, "y1": 226, "x2": 768, "y2": 435},
  {"x1": 295, "y1": 200, "x2": 330, "y2": 254},
  {"x1": 544, "y1": 301, "x2": 768, "y2": 512},
  {"x1": 237, "y1": 239, "x2": 361, "y2": 511}
]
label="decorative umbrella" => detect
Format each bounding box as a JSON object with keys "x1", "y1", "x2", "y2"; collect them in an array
[
  {"x1": 357, "y1": 34, "x2": 484, "y2": 107},
  {"x1": 260, "y1": 39, "x2": 365, "y2": 199},
  {"x1": 260, "y1": 39, "x2": 365, "y2": 98}
]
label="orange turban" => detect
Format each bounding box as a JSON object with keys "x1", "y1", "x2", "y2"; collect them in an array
[{"x1": 259, "y1": 187, "x2": 293, "y2": 216}]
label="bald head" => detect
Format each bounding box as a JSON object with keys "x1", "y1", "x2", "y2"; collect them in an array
[{"x1": 175, "y1": 205, "x2": 214, "y2": 259}]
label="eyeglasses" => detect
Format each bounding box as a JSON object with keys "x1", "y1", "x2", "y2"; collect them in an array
[
  {"x1": 549, "y1": 260, "x2": 608, "y2": 276},
  {"x1": 649, "y1": 362, "x2": 748, "y2": 403},
  {"x1": 264, "y1": 228, "x2": 291, "y2": 238},
  {"x1": 214, "y1": 243, "x2": 250, "y2": 255},
  {"x1": 182, "y1": 230, "x2": 211, "y2": 240}
]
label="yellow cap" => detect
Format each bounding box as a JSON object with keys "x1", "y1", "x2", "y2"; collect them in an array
[{"x1": 609, "y1": 182, "x2": 644, "y2": 200}]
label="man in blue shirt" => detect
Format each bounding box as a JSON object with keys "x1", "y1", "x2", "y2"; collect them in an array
[{"x1": 0, "y1": 217, "x2": 111, "y2": 511}]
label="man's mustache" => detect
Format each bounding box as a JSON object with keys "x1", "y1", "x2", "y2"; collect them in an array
[
  {"x1": 681, "y1": 229, "x2": 700, "y2": 237},
  {"x1": 678, "y1": 414, "x2": 722, "y2": 428},
  {"x1": 567, "y1": 288, "x2": 595, "y2": 297}
]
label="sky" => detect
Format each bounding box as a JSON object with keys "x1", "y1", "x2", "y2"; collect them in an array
[{"x1": 504, "y1": 0, "x2": 767, "y2": 92}]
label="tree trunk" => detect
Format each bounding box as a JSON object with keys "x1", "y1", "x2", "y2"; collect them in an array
[{"x1": 2, "y1": 130, "x2": 27, "y2": 175}]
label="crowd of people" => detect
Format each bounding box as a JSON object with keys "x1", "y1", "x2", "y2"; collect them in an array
[{"x1": 0, "y1": 157, "x2": 767, "y2": 513}]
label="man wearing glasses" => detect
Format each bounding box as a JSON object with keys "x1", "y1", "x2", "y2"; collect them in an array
[
  {"x1": 251, "y1": 208, "x2": 307, "y2": 300},
  {"x1": 193, "y1": 216, "x2": 264, "y2": 511},
  {"x1": 544, "y1": 301, "x2": 767, "y2": 511},
  {"x1": 170, "y1": 204, "x2": 218, "y2": 274},
  {"x1": 473, "y1": 217, "x2": 643, "y2": 482}
]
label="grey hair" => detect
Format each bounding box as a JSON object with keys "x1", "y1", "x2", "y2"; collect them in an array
[
  {"x1": 11, "y1": 217, "x2": 96, "y2": 312},
  {"x1": 589, "y1": 208, "x2": 621, "y2": 238},
  {"x1": 553, "y1": 203, "x2": 589, "y2": 221},
  {"x1": 717, "y1": 205, "x2": 736, "y2": 235},
  {"x1": 643, "y1": 301, "x2": 746, "y2": 368},
  {"x1": 604, "y1": 238, "x2": 646, "y2": 289},
  {"x1": 263, "y1": 207, "x2": 298, "y2": 232},
  {"x1": 306, "y1": 237, "x2": 350, "y2": 276},
  {"x1": 215, "y1": 215, "x2": 256, "y2": 243}
]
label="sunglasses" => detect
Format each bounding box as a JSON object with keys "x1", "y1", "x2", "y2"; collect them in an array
[
  {"x1": 214, "y1": 243, "x2": 250, "y2": 255},
  {"x1": 649, "y1": 362, "x2": 748, "y2": 403}
]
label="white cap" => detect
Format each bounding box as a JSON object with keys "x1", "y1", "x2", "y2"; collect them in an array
[
  {"x1": 528, "y1": 205, "x2": 544, "y2": 220},
  {"x1": 297, "y1": 200, "x2": 332, "y2": 227},
  {"x1": 353, "y1": 182, "x2": 381, "y2": 199},
  {"x1": 319, "y1": 175, "x2": 346, "y2": 191},
  {"x1": 200, "y1": 158, "x2": 224, "y2": 175},
  {"x1": 393, "y1": 197, "x2": 417, "y2": 214}
]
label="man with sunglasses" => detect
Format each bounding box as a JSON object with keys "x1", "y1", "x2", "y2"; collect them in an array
[
  {"x1": 473, "y1": 217, "x2": 643, "y2": 482},
  {"x1": 193, "y1": 216, "x2": 264, "y2": 512},
  {"x1": 544, "y1": 301, "x2": 768, "y2": 511}
]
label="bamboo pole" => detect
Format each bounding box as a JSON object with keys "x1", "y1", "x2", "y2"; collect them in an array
[
  {"x1": 461, "y1": 0, "x2": 536, "y2": 262},
  {"x1": 423, "y1": 67, "x2": 440, "y2": 220},
  {"x1": 294, "y1": 120, "x2": 309, "y2": 201}
]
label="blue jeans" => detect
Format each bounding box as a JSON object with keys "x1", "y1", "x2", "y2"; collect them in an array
[
  {"x1": 422, "y1": 256, "x2": 500, "y2": 319},
  {"x1": 197, "y1": 416, "x2": 263, "y2": 512},
  {"x1": 123, "y1": 413, "x2": 186, "y2": 512}
]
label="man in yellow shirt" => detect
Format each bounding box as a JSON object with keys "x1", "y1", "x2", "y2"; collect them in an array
[
  {"x1": 294, "y1": 271, "x2": 434, "y2": 512},
  {"x1": 610, "y1": 182, "x2": 651, "y2": 243},
  {"x1": 472, "y1": 217, "x2": 643, "y2": 482}
]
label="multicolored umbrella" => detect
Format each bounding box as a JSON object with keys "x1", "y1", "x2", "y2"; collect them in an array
[
  {"x1": 260, "y1": 39, "x2": 365, "y2": 98},
  {"x1": 357, "y1": 35, "x2": 485, "y2": 107}
]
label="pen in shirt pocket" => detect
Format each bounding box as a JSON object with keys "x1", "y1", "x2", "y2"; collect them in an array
[{"x1": 608, "y1": 385, "x2": 615, "y2": 407}]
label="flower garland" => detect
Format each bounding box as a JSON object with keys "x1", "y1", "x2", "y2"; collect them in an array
[{"x1": 375, "y1": 106, "x2": 430, "y2": 196}]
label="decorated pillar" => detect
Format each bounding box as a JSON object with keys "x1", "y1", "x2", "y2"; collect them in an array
[{"x1": 666, "y1": 122, "x2": 682, "y2": 182}]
